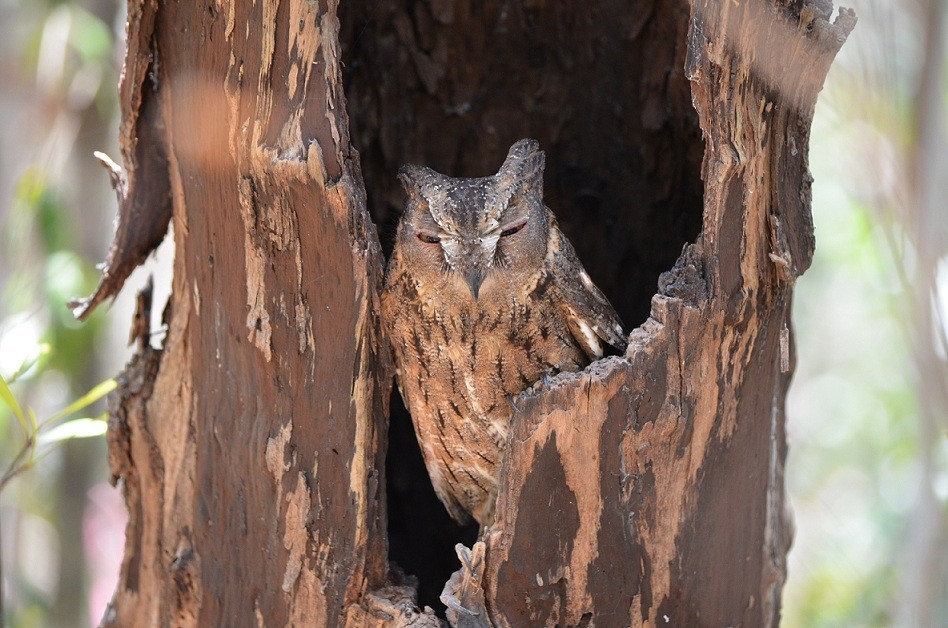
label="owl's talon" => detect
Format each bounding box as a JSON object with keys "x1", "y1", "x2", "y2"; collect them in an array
[
  {"x1": 442, "y1": 594, "x2": 479, "y2": 617},
  {"x1": 459, "y1": 547, "x2": 478, "y2": 577},
  {"x1": 508, "y1": 394, "x2": 520, "y2": 412}
]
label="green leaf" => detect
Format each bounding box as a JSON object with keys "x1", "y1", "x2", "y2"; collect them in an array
[
  {"x1": 0, "y1": 372, "x2": 28, "y2": 433},
  {"x1": 38, "y1": 415, "x2": 107, "y2": 445},
  {"x1": 6, "y1": 342, "x2": 51, "y2": 383},
  {"x1": 46, "y1": 378, "x2": 116, "y2": 423}
]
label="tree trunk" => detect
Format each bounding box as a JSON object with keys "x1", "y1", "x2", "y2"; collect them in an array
[{"x1": 78, "y1": 0, "x2": 853, "y2": 625}]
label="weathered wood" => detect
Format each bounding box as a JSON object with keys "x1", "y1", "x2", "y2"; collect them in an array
[
  {"x1": 68, "y1": 0, "x2": 171, "y2": 321},
  {"x1": 101, "y1": 0, "x2": 404, "y2": 625}
]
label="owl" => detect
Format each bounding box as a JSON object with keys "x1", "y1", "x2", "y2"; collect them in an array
[{"x1": 381, "y1": 139, "x2": 627, "y2": 526}]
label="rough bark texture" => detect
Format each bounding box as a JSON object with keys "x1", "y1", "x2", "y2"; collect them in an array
[
  {"x1": 97, "y1": 0, "x2": 402, "y2": 624},
  {"x1": 87, "y1": 0, "x2": 852, "y2": 625}
]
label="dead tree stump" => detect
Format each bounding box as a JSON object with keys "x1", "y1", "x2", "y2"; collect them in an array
[{"x1": 76, "y1": 0, "x2": 853, "y2": 625}]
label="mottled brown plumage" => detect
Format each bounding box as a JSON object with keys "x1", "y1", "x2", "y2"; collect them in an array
[{"x1": 381, "y1": 139, "x2": 627, "y2": 525}]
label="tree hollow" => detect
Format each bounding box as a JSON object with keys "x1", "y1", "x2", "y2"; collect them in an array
[{"x1": 339, "y1": 0, "x2": 704, "y2": 609}]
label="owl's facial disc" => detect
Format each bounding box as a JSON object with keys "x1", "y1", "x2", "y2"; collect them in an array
[
  {"x1": 441, "y1": 199, "x2": 534, "y2": 299},
  {"x1": 402, "y1": 162, "x2": 540, "y2": 300}
]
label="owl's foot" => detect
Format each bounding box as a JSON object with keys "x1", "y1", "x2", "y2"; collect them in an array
[
  {"x1": 441, "y1": 593, "x2": 479, "y2": 617},
  {"x1": 525, "y1": 372, "x2": 554, "y2": 395},
  {"x1": 508, "y1": 394, "x2": 521, "y2": 412},
  {"x1": 441, "y1": 542, "x2": 491, "y2": 625},
  {"x1": 442, "y1": 592, "x2": 478, "y2": 617},
  {"x1": 458, "y1": 542, "x2": 479, "y2": 577}
]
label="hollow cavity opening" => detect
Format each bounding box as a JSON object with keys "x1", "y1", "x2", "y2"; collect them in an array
[{"x1": 340, "y1": 0, "x2": 703, "y2": 613}]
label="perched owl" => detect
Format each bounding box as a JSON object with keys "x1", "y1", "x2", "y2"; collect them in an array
[{"x1": 381, "y1": 139, "x2": 627, "y2": 526}]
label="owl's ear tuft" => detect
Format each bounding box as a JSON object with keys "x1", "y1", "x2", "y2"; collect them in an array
[
  {"x1": 398, "y1": 164, "x2": 437, "y2": 197},
  {"x1": 498, "y1": 138, "x2": 545, "y2": 194}
]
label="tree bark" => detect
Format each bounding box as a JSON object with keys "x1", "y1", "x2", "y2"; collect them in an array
[
  {"x1": 82, "y1": 0, "x2": 853, "y2": 625},
  {"x1": 94, "y1": 1, "x2": 393, "y2": 624}
]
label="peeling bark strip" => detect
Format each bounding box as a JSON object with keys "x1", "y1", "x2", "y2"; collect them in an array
[
  {"x1": 103, "y1": 1, "x2": 398, "y2": 625},
  {"x1": 68, "y1": 0, "x2": 172, "y2": 320},
  {"x1": 479, "y1": 2, "x2": 854, "y2": 626}
]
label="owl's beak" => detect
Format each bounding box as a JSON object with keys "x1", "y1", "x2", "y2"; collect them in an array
[{"x1": 466, "y1": 267, "x2": 485, "y2": 300}]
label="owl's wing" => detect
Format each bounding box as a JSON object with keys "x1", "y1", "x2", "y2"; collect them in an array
[{"x1": 548, "y1": 222, "x2": 628, "y2": 359}]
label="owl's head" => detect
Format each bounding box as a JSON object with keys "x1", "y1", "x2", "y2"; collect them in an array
[{"x1": 396, "y1": 138, "x2": 549, "y2": 300}]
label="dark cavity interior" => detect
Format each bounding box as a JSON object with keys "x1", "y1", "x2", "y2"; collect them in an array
[{"x1": 340, "y1": 0, "x2": 703, "y2": 613}]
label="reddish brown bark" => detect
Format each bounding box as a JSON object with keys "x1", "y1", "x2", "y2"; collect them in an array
[{"x1": 94, "y1": 1, "x2": 395, "y2": 624}]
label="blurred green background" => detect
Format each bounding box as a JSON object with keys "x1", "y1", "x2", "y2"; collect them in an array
[
  {"x1": 0, "y1": 1, "x2": 169, "y2": 625},
  {"x1": 0, "y1": 0, "x2": 945, "y2": 626}
]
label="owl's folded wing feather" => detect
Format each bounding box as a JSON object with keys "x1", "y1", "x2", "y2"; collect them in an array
[{"x1": 548, "y1": 222, "x2": 628, "y2": 359}]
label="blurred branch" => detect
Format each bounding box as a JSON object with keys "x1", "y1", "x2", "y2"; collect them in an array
[
  {"x1": 902, "y1": 0, "x2": 948, "y2": 624},
  {"x1": 0, "y1": 369, "x2": 112, "y2": 623},
  {"x1": 0, "y1": 372, "x2": 113, "y2": 492}
]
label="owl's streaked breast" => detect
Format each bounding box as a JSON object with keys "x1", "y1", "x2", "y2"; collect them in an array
[{"x1": 382, "y1": 260, "x2": 586, "y2": 525}]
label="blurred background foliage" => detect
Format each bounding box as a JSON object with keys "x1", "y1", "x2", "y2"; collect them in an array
[
  {"x1": 1, "y1": 1, "x2": 131, "y2": 626},
  {"x1": 0, "y1": 0, "x2": 944, "y2": 626},
  {"x1": 785, "y1": 0, "x2": 948, "y2": 626}
]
